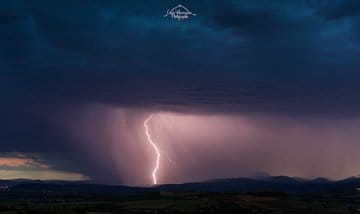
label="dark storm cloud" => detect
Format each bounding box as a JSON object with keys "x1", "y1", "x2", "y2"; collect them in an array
[
  {"x1": 2, "y1": 0, "x2": 359, "y2": 115},
  {"x1": 1, "y1": 0, "x2": 360, "y2": 183},
  {"x1": 317, "y1": 0, "x2": 360, "y2": 20}
]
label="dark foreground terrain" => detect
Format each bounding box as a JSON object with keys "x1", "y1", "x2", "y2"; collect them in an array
[
  {"x1": 1, "y1": 191, "x2": 360, "y2": 214},
  {"x1": 0, "y1": 177, "x2": 359, "y2": 213}
]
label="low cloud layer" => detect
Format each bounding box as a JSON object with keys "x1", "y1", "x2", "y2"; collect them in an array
[{"x1": 0, "y1": 153, "x2": 87, "y2": 180}]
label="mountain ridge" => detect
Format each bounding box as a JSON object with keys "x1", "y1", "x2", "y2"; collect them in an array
[{"x1": 1, "y1": 175, "x2": 359, "y2": 194}]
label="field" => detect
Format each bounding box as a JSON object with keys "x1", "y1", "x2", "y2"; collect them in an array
[{"x1": 0, "y1": 190, "x2": 359, "y2": 213}]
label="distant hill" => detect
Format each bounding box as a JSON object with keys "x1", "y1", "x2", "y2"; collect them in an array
[
  {"x1": 156, "y1": 176, "x2": 359, "y2": 193},
  {"x1": 1, "y1": 176, "x2": 360, "y2": 194}
]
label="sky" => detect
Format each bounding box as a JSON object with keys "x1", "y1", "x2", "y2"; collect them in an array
[{"x1": 0, "y1": 0, "x2": 360, "y2": 185}]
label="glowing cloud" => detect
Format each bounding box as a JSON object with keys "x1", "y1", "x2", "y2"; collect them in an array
[{"x1": 0, "y1": 153, "x2": 88, "y2": 181}]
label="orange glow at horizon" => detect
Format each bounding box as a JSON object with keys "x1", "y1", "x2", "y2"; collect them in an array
[{"x1": 0, "y1": 157, "x2": 49, "y2": 169}]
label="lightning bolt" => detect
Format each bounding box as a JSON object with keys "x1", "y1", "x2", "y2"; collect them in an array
[{"x1": 144, "y1": 115, "x2": 161, "y2": 185}]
